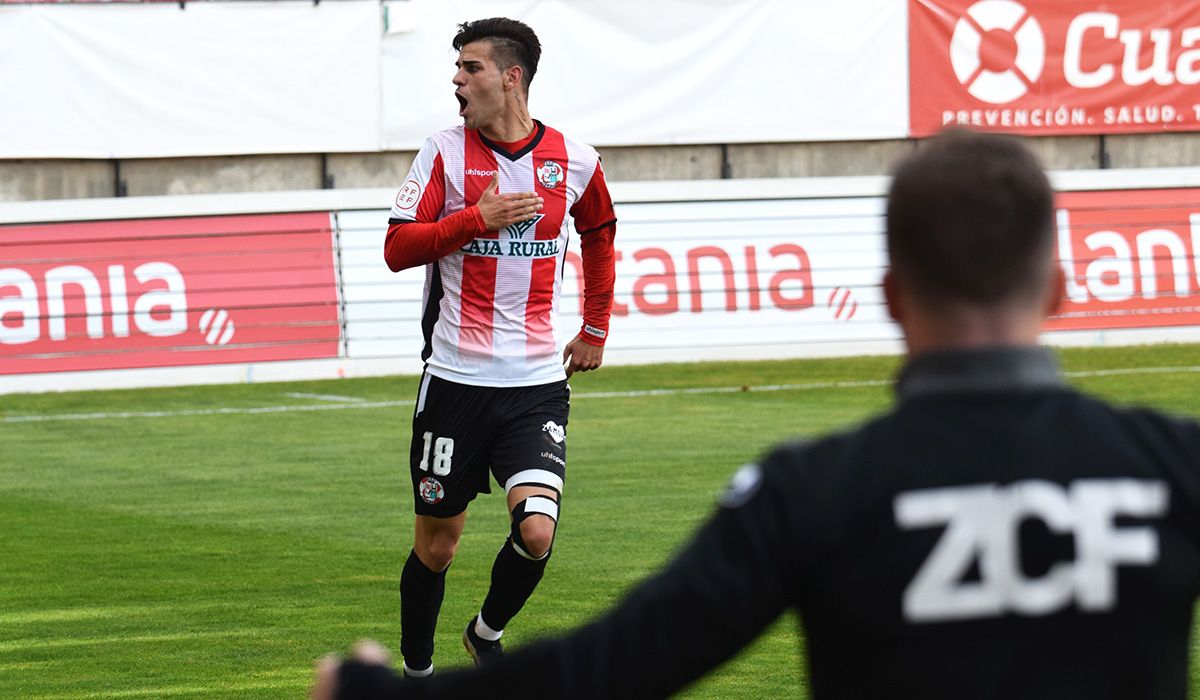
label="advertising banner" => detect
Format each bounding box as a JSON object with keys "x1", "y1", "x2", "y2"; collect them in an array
[
  {"x1": 1049, "y1": 188, "x2": 1200, "y2": 331},
  {"x1": 0, "y1": 212, "x2": 341, "y2": 374},
  {"x1": 337, "y1": 184, "x2": 1200, "y2": 371},
  {"x1": 4, "y1": 174, "x2": 1199, "y2": 391},
  {"x1": 910, "y1": 0, "x2": 1200, "y2": 136}
]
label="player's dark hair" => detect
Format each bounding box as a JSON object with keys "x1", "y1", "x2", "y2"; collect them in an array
[
  {"x1": 453, "y1": 18, "x2": 541, "y2": 93},
  {"x1": 886, "y1": 129, "x2": 1055, "y2": 308}
]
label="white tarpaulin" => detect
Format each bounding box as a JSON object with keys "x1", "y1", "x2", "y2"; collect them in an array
[
  {"x1": 381, "y1": 0, "x2": 909, "y2": 149},
  {"x1": 0, "y1": 0, "x2": 907, "y2": 159},
  {"x1": 0, "y1": 1, "x2": 383, "y2": 158}
]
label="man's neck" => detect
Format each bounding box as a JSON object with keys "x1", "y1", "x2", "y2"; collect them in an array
[
  {"x1": 901, "y1": 309, "x2": 1043, "y2": 356},
  {"x1": 478, "y1": 96, "x2": 535, "y2": 142}
]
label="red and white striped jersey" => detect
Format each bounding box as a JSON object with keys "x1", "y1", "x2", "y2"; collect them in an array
[{"x1": 389, "y1": 121, "x2": 616, "y2": 387}]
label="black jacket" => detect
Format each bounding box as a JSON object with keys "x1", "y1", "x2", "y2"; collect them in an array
[{"x1": 342, "y1": 348, "x2": 1200, "y2": 699}]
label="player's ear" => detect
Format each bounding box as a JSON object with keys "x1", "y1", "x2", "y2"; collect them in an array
[
  {"x1": 505, "y1": 65, "x2": 523, "y2": 93},
  {"x1": 883, "y1": 269, "x2": 903, "y2": 324},
  {"x1": 1043, "y1": 264, "x2": 1065, "y2": 318}
]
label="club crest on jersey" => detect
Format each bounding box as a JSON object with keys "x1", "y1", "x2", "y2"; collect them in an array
[
  {"x1": 542, "y1": 421, "x2": 566, "y2": 444},
  {"x1": 537, "y1": 160, "x2": 564, "y2": 189},
  {"x1": 505, "y1": 213, "x2": 544, "y2": 239},
  {"x1": 419, "y1": 477, "x2": 445, "y2": 505}
]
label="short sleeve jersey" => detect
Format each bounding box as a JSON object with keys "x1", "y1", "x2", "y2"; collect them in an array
[{"x1": 390, "y1": 121, "x2": 615, "y2": 387}]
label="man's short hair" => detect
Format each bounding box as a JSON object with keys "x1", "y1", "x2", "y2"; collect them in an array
[
  {"x1": 453, "y1": 18, "x2": 542, "y2": 93},
  {"x1": 886, "y1": 129, "x2": 1056, "y2": 308}
]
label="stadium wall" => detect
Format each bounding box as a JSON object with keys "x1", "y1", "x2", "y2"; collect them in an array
[{"x1": 4, "y1": 168, "x2": 1200, "y2": 394}]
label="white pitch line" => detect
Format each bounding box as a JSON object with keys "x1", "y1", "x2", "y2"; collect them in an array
[
  {"x1": 576, "y1": 379, "x2": 891, "y2": 399},
  {"x1": 4, "y1": 365, "x2": 1200, "y2": 425},
  {"x1": 284, "y1": 392, "x2": 366, "y2": 403},
  {"x1": 1, "y1": 400, "x2": 415, "y2": 424},
  {"x1": 0, "y1": 382, "x2": 888, "y2": 423},
  {"x1": 1065, "y1": 365, "x2": 1200, "y2": 378}
]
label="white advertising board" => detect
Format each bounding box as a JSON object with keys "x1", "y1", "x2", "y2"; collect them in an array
[
  {"x1": 5, "y1": 168, "x2": 1200, "y2": 393},
  {"x1": 332, "y1": 197, "x2": 897, "y2": 373}
]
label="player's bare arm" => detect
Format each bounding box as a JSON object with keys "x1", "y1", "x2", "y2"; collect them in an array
[{"x1": 476, "y1": 171, "x2": 543, "y2": 230}]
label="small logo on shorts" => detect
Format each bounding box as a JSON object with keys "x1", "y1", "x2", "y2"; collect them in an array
[
  {"x1": 537, "y1": 160, "x2": 564, "y2": 189},
  {"x1": 542, "y1": 420, "x2": 565, "y2": 444},
  {"x1": 419, "y1": 477, "x2": 445, "y2": 504}
]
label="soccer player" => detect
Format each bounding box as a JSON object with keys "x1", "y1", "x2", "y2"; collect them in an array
[
  {"x1": 381, "y1": 17, "x2": 616, "y2": 678},
  {"x1": 317, "y1": 130, "x2": 1200, "y2": 699}
]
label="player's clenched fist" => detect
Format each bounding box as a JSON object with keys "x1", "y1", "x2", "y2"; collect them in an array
[{"x1": 476, "y1": 171, "x2": 543, "y2": 231}]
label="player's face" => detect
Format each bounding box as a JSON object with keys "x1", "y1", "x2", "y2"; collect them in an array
[{"x1": 453, "y1": 42, "x2": 507, "y2": 131}]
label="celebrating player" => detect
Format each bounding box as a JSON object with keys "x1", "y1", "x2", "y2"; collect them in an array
[
  {"x1": 317, "y1": 129, "x2": 1200, "y2": 698},
  {"x1": 381, "y1": 17, "x2": 617, "y2": 678}
]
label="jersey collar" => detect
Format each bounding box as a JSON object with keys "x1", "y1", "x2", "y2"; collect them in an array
[
  {"x1": 477, "y1": 120, "x2": 546, "y2": 162},
  {"x1": 896, "y1": 347, "x2": 1064, "y2": 400}
]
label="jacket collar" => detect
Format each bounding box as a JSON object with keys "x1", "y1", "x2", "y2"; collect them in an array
[{"x1": 896, "y1": 347, "x2": 1064, "y2": 400}]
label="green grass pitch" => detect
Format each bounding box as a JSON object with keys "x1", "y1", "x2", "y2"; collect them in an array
[{"x1": 2, "y1": 345, "x2": 1200, "y2": 698}]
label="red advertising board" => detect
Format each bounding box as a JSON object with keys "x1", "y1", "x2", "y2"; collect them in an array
[
  {"x1": 910, "y1": 0, "x2": 1200, "y2": 136},
  {"x1": 1048, "y1": 188, "x2": 1200, "y2": 331},
  {"x1": 0, "y1": 212, "x2": 341, "y2": 375}
]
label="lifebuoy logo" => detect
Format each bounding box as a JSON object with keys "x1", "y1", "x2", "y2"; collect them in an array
[
  {"x1": 911, "y1": 0, "x2": 1200, "y2": 136},
  {"x1": 950, "y1": 0, "x2": 1045, "y2": 104}
]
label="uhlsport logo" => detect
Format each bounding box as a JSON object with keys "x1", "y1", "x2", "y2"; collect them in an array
[
  {"x1": 419, "y1": 476, "x2": 445, "y2": 505},
  {"x1": 542, "y1": 420, "x2": 565, "y2": 444},
  {"x1": 950, "y1": 0, "x2": 1045, "y2": 104},
  {"x1": 537, "y1": 160, "x2": 564, "y2": 189}
]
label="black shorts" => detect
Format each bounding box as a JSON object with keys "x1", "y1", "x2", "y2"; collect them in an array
[{"x1": 408, "y1": 372, "x2": 570, "y2": 517}]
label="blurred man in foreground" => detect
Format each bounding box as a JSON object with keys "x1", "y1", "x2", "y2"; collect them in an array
[{"x1": 316, "y1": 130, "x2": 1200, "y2": 699}]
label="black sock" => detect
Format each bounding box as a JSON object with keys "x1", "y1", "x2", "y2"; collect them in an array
[
  {"x1": 400, "y1": 549, "x2": 446, "y2": 669},
  {"x1": 478, "y1": 537, "x2": 550, "y2": 632}
]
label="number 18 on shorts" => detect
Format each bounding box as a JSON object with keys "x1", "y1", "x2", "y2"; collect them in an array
[{"x1": 409, "y1": 374, "x2": 570, "y2": 516}]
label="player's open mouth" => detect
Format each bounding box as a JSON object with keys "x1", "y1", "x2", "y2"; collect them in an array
[{"x1": 456, "y1": 93, "x2": 468, "y2": 117}]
